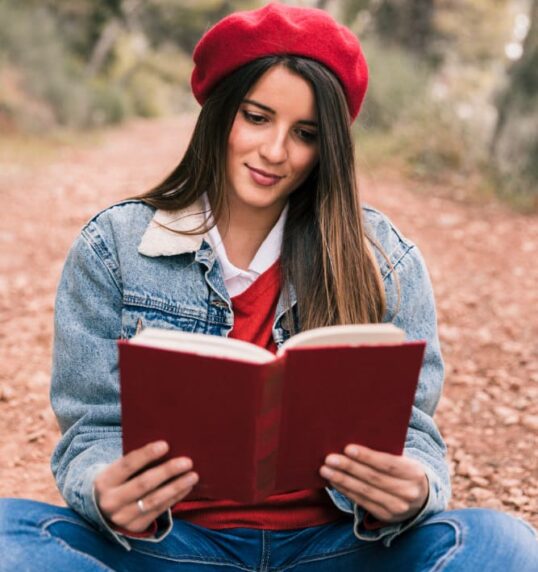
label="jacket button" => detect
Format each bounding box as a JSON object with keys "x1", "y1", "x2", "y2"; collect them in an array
[{"x1": 280, "y1": 314, "x2": 292, "y2": 331}]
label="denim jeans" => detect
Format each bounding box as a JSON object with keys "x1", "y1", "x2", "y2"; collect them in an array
[{"x1": 0, "y1": 499, "x2": 537, "y2": 571}]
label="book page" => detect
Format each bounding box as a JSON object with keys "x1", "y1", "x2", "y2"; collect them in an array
[
  {"x1": 277, "y1": 323, "x2": 405, "y2": 355},
  {"x1": 129, "y1": 328, "x2": 275, "y2": 364}
]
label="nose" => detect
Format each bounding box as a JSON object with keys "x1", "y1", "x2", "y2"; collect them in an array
[{"x1": 259, "y1": 128, "x2": 288, "y2": 164}]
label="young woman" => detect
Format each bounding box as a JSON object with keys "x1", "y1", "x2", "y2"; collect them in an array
[{"x1": 0, "y1": 4, "x2": 536, "y2": 571}]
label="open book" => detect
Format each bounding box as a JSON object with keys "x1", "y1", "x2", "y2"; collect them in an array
[{"x1": 119, "y1": 324, "x2": 425, "y2": 503}]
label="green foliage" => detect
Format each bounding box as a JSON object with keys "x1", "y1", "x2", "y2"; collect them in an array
[
  {"x1": 0, "y1": 2, "x2": 128, "y2": 129},
  {"x1": 434, "y1": 0, "x2": 513, "y2": 64},
  {"x1": 355, "y1": 37, "x2": 481, "y2": 184},
  {"x1": 358, "y1": 38, "x2": 432, "y2": 131},
  {"x1": 341, "y1": 0, "x2": 372, "y2": 26},
  {"x1": 0, "y1": 1, "x2": 199, "y2": 131}
]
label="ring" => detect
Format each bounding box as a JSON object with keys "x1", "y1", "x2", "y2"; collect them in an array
[{"x1": 137, "y1": 498, "x2": 147, "y2": 514}]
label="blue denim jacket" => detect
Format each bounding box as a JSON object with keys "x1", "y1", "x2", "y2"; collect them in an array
[{"x1": 50, "y1": 199, "x2": 450, "y2": 551}]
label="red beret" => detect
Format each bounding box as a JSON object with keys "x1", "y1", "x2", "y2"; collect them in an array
[{"x1": 191, "y1": 3, "x2": 368, "y2": 121}]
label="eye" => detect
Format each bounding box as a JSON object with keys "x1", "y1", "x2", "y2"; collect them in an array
[
  {"x1": 241, "y1": 110, "x2": 267, "y2": 125},
  {"x1": 296, "y1": 128, "x2": 318, "y2": 144}
]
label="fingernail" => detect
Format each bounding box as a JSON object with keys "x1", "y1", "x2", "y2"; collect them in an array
[
  {"x1": 153, "y1": 441, "x2": 168, "y2": 454},
  {"x1": 186, "y1": 473, "x2": 198, "y2": 486},
  {"x1": 320, "y1": 466, "x2": 334, "y2": 478},
  {"x1": 346, "y1": 445, "x2": 359, "y2": 457},
  {"x1": 174, "y1": 458, "x2": 191, "y2": 471},
  {"x1": 326, "y1": 455, "x2": 340, "y2": 466}
]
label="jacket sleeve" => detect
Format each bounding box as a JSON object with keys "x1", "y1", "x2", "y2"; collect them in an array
[
  {"x1": 49, "y1": 224, "x2": 173, "y2": 551},
  {"x1": 325, "y1": 241, "x2": 451, "y2": 547}
]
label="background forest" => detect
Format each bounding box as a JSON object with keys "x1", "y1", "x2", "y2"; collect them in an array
[{"x1": 0, "y1": 0, "x2": 536, "y2": 209}]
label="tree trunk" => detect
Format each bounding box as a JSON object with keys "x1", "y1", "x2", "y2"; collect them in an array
[
  {"x1": 85, "y1": 0, "x2": 143, "y2": 78},
  {"x1": 375, "y1": 0, "x2": 435, "y2": 54},
  {"x1": 491, "y1": 0, "x2": 538, "y2": 194}
]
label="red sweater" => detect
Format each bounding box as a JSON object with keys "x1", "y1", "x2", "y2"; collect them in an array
[{"x1": 172, "y1": 260, "x2": 343, "y2": 529}]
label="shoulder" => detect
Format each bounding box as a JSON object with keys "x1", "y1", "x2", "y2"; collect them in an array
[
  {"x1": 79, "y1": 199, "x2": 155, "y2": 255},
  {"x1": 361, "y1": 204, "x2": 417, "y2": 279},
  {"x1": 362, "y1": 205, "x2": 437, "y2": 324},
  {"x1": 83, "y1": 199, "x2": 155, "y2": 238}
]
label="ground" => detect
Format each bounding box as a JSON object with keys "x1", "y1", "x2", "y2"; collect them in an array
[{"x1": 0, "y1": 117, "x2": 536, "y2": 528}]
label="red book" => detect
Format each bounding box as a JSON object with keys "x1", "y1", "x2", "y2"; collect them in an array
[{"x1": 118, "y1": 324, "x2": 425, "y2": 504}]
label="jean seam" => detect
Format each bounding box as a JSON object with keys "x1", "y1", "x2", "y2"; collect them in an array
[
  {"x1": 418, "y1": 518, "x2": 463, "y2": 572},
  {"x1": 261, "y1": 530, "x2": 271, "y2": 572},
  {"x1": 272, "y1": 546, "x2": 364, "y2": 571},
  {"x1": 129, "y1": 547, "x2": 256, "y2": 571},
  {"x1": 41, "y1": 516, "x2": 97, "y2": 533},
  {"x1": 40, "y1": 521, "x2": 115, "y2": 572}
]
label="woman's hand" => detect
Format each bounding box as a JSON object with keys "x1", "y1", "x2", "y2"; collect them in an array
[
  {"x1": 319, "y1": 444, "x2": 428, "y2": 524},
  {"x1": 94, "y1": 441, "x2": 198, "y2": 533}
]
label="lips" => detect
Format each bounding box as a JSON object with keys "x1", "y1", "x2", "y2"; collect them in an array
[{"x1": 246, "y1": 164, "x2": 284, "y2": 186}]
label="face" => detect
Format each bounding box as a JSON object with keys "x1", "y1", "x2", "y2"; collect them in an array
[{"x1": 225, "y1": 65, "x2": 319, "y2": 220}]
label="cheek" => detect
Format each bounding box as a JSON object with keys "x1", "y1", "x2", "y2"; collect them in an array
[
  {"x1": 227, "y1": 121, "x2": 257, "y2": 161},
  {"x1": 294, "y1": 149, "x2": 319, "y2": 179},
  {"x1": 227, "y1": 123, "x2": 240, "y2": 162}
]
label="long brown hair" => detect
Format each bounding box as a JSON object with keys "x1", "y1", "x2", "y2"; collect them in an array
[{"x1": 136, "y1": 55, "x2": 386, "y2": 330}]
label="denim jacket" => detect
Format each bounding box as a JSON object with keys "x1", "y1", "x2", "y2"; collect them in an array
[{"x1": 50, "y1": 199, "x2": 450, "y2": 551}]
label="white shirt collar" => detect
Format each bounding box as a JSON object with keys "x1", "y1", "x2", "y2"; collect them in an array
[{"x1": 138, "y1": 195, "x2": 287, "y2": 297}]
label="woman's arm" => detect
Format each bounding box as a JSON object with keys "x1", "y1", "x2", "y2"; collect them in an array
[
  {"x1": 323, "y1": 222, "x2": 450, "y2": 546},
  {"x1": 49, "y1": 222, "x2": 180, "y2": 550}
]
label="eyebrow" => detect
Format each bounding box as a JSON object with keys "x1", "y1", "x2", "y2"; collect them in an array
[{"x1": 242, "y1": 98, "x2": 318, "y2": 127}]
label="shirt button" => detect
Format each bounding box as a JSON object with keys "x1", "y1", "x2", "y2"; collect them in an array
[{"x1": 280, "y1": 314, "x2": 292, "y2": 332}]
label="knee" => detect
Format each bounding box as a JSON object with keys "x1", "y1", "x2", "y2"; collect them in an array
[
  {"x1": 445, "y1": 508, "x2": 537, "y2": 552},
  {"x1": 0, "y1": 498, "x2": 63, "y2": 533},
  {"x1": 457, "y1": 509, "x2": 534, "y2": 537}
]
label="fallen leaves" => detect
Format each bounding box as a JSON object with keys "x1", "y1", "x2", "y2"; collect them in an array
[{"x1": 0, "y1": 117, "x2": 536, "y2": 527}]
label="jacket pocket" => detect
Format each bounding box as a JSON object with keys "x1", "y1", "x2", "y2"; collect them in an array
[{"x1": 121, "y1": 292, "x2": 201, "y2": 339}]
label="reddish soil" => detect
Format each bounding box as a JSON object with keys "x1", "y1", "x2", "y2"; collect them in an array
[{"x1": 0, "y1": 117, "x2": 536, "y2": 529}]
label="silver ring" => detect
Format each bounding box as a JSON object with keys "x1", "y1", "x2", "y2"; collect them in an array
[{"x1": 137, "y1": 498, "x2": 147, "y2": 514}]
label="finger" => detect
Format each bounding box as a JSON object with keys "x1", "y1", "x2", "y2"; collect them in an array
[
  {"x1": 116, "y1": 456, "x2": 194, "y2": 506},
  {"x1": 330, "y1": 482, "x2": 396, "y2": 523},
  {"x1": 97, "y1": 441, "x2": 169, "y2": 489},
  {"x1": 112, "y1": 471, "x2": 199, "y2": 530},
  {"x1": 331, "y1": 479, "x2": 415, "y2": 524},
  {"x1": 324, "y1": 453, "x2": 407, "y2": 494},
  {"x1": 342, "y1": 445, "x2": 422, "y2": 479},
  {"x1": 98, "y1": 456, "x2": 193, "y2": 516},
  {"x1": 320, "y1": 464, "x2": 401, "y2": 510}
]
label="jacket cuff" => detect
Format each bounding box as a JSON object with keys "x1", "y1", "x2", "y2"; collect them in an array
[
  {"x1": 326, "y1": 462, "x2": 447, "y2": 547},
  {"x1": 112, "y1": 519, "x2": 158, "y2": 538}
]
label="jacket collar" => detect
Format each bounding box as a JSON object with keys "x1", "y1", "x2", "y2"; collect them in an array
[{"x1": 138, "y1": 200, "x2": 208, "y2": 257}]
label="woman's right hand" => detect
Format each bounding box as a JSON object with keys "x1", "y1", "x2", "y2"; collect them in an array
[{"x1": 94, "y1": 440, "x2": 198, "y2": 533}]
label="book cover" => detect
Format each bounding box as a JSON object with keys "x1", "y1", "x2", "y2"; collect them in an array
[{"x1": 119, "y1": 330, "x2": 425, "y2": 503}]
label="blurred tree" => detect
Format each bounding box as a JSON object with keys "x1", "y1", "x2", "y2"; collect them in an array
[
  {"x1": 435, "y1": 0, "x2": 513, "y2": 64},
  {"x1": 342, "y1": 0, "x2": 437, "y2": 61},
  {"x1": 143, "y1": 0, "x2": 260, "y2": 54},
  {"x1": 491, "y1": 0, "x2": 538, "y2": 198},
  {"x1": 86, "y1": 0, "x2": 143, "y2": 78},
  {"x1": 375, "y1": 0, "x2": 435, "y2": 54}
]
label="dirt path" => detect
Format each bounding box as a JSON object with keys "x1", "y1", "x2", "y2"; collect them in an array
[{"x1": 0, "y1": 117, "x2": 536, "y2": 527}]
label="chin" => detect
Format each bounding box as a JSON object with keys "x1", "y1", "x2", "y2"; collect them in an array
[{"x1": 235, "y1": 187, "x2": 287, "y2": 210}]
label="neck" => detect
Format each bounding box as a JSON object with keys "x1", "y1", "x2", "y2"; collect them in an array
[{"x1": 216, "y1": 198, "x2": 285, "y2": 270}]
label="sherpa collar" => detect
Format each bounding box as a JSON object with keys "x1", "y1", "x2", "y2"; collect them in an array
[{"x1": 137, "y1": 200, "x2": 208, "y2": 257}]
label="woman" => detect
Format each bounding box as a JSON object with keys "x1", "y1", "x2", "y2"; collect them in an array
[{"x1": 0, "y1": 4, "x2": 536, "y2": 571}]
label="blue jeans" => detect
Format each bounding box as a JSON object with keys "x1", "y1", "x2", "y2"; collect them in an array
[{"x1": 0, "y1": 499, "x2": 536, "y2": 571}]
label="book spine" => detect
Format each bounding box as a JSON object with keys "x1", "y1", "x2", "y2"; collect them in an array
[{"x1": 252, "y1": 358, "x2": 285, "y2": 501}]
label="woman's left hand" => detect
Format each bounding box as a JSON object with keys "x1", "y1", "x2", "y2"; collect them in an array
[{"x1": 320, "y1": 444, "x2": 429, "y2": 524}]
